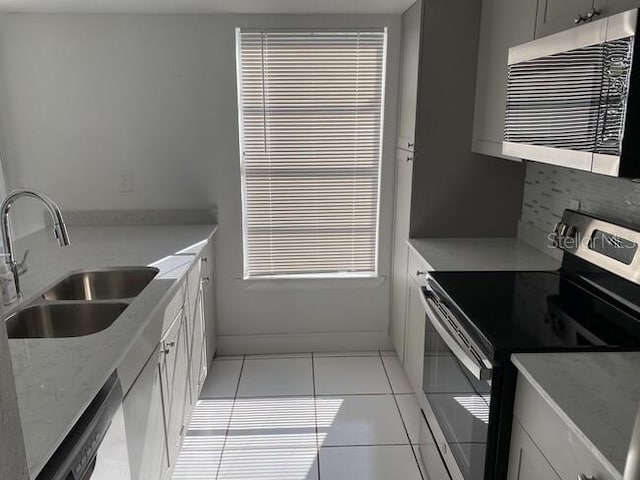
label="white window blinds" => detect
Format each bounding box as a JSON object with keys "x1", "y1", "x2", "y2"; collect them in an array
[{"x1": 236, "y1": 28, "x2": 387, "y2": 278}]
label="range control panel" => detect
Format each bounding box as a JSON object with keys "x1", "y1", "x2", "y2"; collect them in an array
[{"x1": 551, "y1": 209, "x2": 640, "y2": 284}]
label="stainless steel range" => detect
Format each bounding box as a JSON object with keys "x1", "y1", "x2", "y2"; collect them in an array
[{"x1": 420, "y1": 209, "x2": 640, "y2": 480}]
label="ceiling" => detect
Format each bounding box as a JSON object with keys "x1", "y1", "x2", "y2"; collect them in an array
[{"x1": 0, "y1": 0, "x2": 414, "y2": 14}]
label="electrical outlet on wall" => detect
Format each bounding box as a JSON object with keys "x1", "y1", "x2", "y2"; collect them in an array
[{"x1": 117, "y1": 171, "x2": 134, "y2": 193}]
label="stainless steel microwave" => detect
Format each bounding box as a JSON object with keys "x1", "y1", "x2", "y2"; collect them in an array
[{"x1": 503, "y1": 9, "x2": 640, "y2": 178}]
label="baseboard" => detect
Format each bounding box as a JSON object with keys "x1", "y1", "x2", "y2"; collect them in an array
[{"x1": 217, "y1": 331, "x2": 393, "y2": 355}]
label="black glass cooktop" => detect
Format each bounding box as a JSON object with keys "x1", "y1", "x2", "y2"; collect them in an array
[{"x1": 428, "y1": 269, "x2": 640, "y2": 358}]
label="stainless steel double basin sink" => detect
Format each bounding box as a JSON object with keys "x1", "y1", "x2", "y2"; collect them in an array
[{"x1": 4, "y1": 267, "x2": 159, "y2": 339}]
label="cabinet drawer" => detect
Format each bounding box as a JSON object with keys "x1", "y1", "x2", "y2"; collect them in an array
[
  {"x1": 162, "y1": 284, "x2": 185, "y2": 334},
  {"x1": 513, "y1": 375, "x2": 617, "y2": 480},
  {"x1": 407, "y1": 247, "x2": 430, "y2": 286}
]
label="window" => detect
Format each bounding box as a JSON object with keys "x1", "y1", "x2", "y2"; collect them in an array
[{"x1": 236, "y1": 28, "x2": 387, "y2": 278}]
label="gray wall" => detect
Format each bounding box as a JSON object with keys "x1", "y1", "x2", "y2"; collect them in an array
[
  {"x1": 409, "y1": 0, "x2": 526, "y2": 238},
  {"x1": 0, "y1": 13, "x2": 401, "y2": 351},
  {"x1": 520, "y1": 161, "x2": 640, "y2": 251}
]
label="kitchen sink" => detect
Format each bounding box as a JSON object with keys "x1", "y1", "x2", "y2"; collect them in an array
[
  {"x1": 5, "y1": 302, "x2": 129, "y2": 339},
  {"x1": 42, "y1": 267, "x2": 159, "y2": 301}
]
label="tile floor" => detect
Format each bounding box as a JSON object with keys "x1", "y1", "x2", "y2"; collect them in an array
[{"x1": 172, "y1": 352, "x2": 428, "y2": 480}]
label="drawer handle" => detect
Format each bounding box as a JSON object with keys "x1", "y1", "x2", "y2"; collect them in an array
[
  {"x1": 201, "y1": 257, "x2": 208, "y2": 263},
  {"x1": 416, "y1": 270, "x2": 427, "y2": 277},
  {"x1": 578, "y1": 475, "x2": 596, "y2": 480},
  {"x1": 407, "y1": 141, "x2": 414, "y2": 149},
  {"x1": 405, "y1": 155, "x2": 414, "y2": 162},
  {"x1": 202, "y1": 276, "x2": 211, "y2": 284}
]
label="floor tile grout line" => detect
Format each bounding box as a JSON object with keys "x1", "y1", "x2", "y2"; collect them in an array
[
  {"x1": 314, "y1": 353, "x2": 379, "y2": 358},
  {"x1": 378, "y1": 351, "x2": 425, "y2": 480},
  {"x1": 311, "y1": 352, "x2": 322, "y2": 480},
  {"x1": 321, "y1": 442, "x2": 412, "y2": 448},
  {"x1": 228, "y1": 392, "x2": 398, "y2": 400},
  {"x1": 214, "y1": 354, "x2": 246, "y2": 480},
  {"x1": 378, "y1": 351, "x2": 396, "y2": 394}
]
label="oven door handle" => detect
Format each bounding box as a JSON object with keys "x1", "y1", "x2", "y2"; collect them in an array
[{"x1": 420, "y1": 289, "x2": 493, "y2": 381}]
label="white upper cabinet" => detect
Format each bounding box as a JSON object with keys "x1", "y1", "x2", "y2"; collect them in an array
[
  {"x1": 593, "y1": 0, "x2": 640, "y2": 18},
  {"x1": 396, "y1": 0, "x2": 421, "y2": 153},
  {"x1": 472, "y1": 0, "x2": 640, "y2": 161},
  {"x1": 535, "y1": 0, "x2": 594, "y2": 38},
  {"x1": 535, "y1": 0, "x2": 640, "y2": 39},
  {"x1": 471, "y1": 0, "x2": 537, "y2": 160}
]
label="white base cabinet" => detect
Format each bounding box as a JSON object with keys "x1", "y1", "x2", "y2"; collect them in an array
[
  {"x1": 122, "y1": 348, "x2": 169, "y2": 480},
  {"x1": 160, "y1": 309, "x2": 191, "y2": 474},
  {"x1": 397, "y1": 247, "x2": 430, "y2": 392},
  {"x1": 404, "y1": 275, "x2": 426, "y2": 394},
  {"x1": 121, "y1": 242, "x2": 215, "y2": 480},
  {"x1": 200, "y1": 240, "x2": 217, "y2": 363},
  {"x1": 509, "y1": 373, "x2": 617, "y2": 480},
  {"x1": 507, "y1": 420, "x2": 561, "y2": 480}
]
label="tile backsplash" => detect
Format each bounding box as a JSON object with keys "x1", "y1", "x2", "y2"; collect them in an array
[{"x1": 520, "y1": 162, "x2": 640, "y2": 252}]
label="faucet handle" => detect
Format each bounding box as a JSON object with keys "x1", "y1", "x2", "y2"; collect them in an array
[{"x1": 15, "y1": 249, "x2": 29, "y2": 276}]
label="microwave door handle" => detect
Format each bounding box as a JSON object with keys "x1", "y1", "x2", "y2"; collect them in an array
[{"x1": 420, "y1": 290, "x2": 493, "y2": 381}]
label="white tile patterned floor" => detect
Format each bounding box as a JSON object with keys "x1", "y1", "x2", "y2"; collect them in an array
[{"x1": 172, "y1": 351, "x2": 426, "y2": 480}]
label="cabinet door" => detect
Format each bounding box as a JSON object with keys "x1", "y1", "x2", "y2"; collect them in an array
[
  {"x1": 390, "y1": 150, "x2": 414, "y2": 360},
  {"x1": 396, "y1": 0, "x2": 421, "y2": 152},
  {"x1": 404, "y1": 278, "x2": 425, "y2": 393},
  {"x1": 189, "y1": 283, "x2": 208, "y2": 400},
  {"x1": 594, "y1": 0, "x2": 640, "y2": 17},
  {"x1": 185, "y1": 259, "x2": 202, "y2": 405},
  {"x1": 159, "y1": 312, "x2": 191, "y2": 469},
  {"x1": 535, "y1": 0, "x2": 594, "y2": 38},
  {"x1": 201, "y1": 241, "x2": 217, "y2": 363},
  {"x1": 472, "y1": 0, "x2": 536, "y2": 159},
  {"x1": 186, "y1": 258, "x2": 202, "y2": 327},
  {"x1": 507, "y1": 420, "x2": 561, "y2": 480},
  {"x1": 123, "y1": 348, "x2": 169, "y2": 480}
]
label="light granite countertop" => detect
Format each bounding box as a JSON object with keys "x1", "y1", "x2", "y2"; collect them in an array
[
  {"x1": 5, "y1": 223, "x2": 217, "y2": 479},
  {"x1": 512, "y1": 352, "x2": 640, "y2": 479},
  {"x1": 407, "y1": 237, "x2": 561, "y2": 271}
]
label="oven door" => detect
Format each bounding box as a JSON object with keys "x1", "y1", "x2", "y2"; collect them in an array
[{"x1": 421, "y1": 287, "x2": 494, "y2": 480}]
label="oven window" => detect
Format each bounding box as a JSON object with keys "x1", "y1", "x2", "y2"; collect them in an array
[{"x1": 423, "y1": 312, "x2": 491, "y2": 480}]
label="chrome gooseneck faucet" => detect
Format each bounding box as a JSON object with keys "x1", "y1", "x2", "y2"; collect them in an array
[{"x1": 0, "y1": 189, "x2": 70, "y2": 300}]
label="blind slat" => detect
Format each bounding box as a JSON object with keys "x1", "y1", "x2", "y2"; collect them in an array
[{"x1": 237, "y1": 28, "x2": 386, "y2": 278}]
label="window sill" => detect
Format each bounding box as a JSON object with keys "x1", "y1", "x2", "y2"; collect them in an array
[{"x1": 237, "y1": 275, "x2": 386, "y2": 290}]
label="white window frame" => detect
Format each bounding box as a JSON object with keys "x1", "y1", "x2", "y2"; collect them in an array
[{"x1": 235, "y1": 27, "x2": 387, "y2": 280}]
